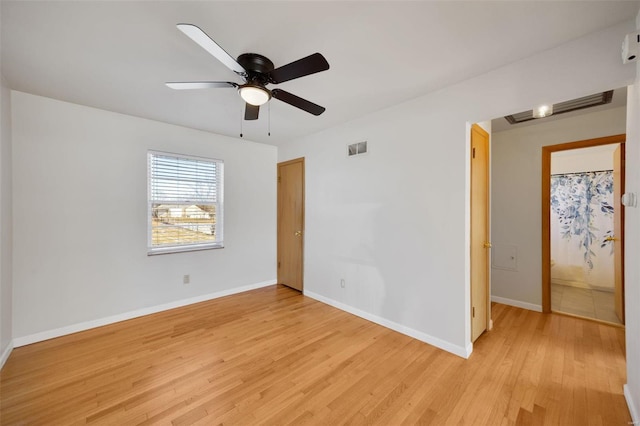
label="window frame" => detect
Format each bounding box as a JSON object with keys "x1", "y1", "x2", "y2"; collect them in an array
[{"x1": 147, "y1": 150, "x2": 224, "y2": 255}]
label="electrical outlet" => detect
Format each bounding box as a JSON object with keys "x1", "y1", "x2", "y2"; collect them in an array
[
  {"x1": 183, "y1": 274, "x2": 190, "y2": 285},
  {"x1": 340, "y1": 278, "x2": 345, "y2": 288}
]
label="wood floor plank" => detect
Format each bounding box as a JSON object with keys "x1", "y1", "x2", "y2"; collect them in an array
[{"x1": 0, "y1": 286, "x2": 630, "y2": 425}]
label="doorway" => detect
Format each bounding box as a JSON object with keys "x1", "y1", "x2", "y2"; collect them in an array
[
  {"x1": 542, "y1": 135, "x2": 625, "y2": 325},
  {"x1": 277, "y1": 158, "x2": 305, "y2": 291}
]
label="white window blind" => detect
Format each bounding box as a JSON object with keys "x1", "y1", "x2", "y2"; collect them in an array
[{"x1": 147, "y1": 151, "x2": 223, "y2": 255}]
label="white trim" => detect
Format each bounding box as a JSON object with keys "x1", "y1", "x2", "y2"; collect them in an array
[
  {"x1": 0, "y1": 341, "x2": 13, "y2": 370},
  {"x1": 491, "y1": 295, "x2": 543, "y2": 312},
  {"x1": 625, "y1": 384, "x2": 639, "y2": 425},
  {"x1": 13, "y1": 280, "x2": 276, "y2": 348},
  {"x1": 304, "y1": 290, "x2": 472, "y2": 359},
  {"x1": 147, "y1": 242, "x2": 224, "y2": 256},
  {"x1": 465, "y1": 342, "x2": 473, "y2": 358}
]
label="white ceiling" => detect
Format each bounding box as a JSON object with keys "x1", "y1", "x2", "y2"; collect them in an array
[{"x1": 2, "y1": 1, "x2": 638, "y2": 146}]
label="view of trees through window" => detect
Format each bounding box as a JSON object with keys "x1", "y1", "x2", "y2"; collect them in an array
[{"x1": 148, "y1": 152, "x2": 223, "y2": 253}]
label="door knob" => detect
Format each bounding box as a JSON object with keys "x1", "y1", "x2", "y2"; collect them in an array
[{"x1": 295, "y1": 230, "x2": 302, "y2": 237}]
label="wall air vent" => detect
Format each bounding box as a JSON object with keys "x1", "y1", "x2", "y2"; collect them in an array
[
  {"x1": 504, "y1": 90, "x2": 614, "y2": 125},
  {"x1": 348, "y1": 141, "x2": 367, "y2": 157}
]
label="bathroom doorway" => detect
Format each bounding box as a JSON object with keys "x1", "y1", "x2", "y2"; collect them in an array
[{"x1": 542, "y1": 135, "x2": 625, "y2": 325}]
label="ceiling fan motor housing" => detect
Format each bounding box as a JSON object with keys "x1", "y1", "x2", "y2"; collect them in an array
[{"x1": 237, "y1": 53, "x2": 274, "y2": 86}]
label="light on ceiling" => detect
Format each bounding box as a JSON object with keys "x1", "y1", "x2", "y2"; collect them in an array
[
  {"x1": 239, "y1": 85, "x2": 271, "y2": 106},
  {"x1": 533, "y1": 104, "x2": 553, "y2": 118}
]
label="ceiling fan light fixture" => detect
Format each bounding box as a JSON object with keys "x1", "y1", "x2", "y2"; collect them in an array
[
  {"x1": 533, "y1": 104, "x2": 553, "y2": 118},
  {"x1": 239, "y1": 84, "x2": 271, "y2": 106}
]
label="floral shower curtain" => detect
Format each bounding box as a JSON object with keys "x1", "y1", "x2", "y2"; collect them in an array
[{"x1": 550, "y1": 170, "x2": 614, "y2": 286}]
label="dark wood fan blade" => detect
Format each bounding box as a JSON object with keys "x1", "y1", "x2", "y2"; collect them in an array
[
  {"x1": 166, "y1": 81, "x2": 237, "y2": 90},
  {"x1": 176, "y1": 24, "x2": 246, "y2": 75},
  {"x1": 269, "y1": 53, "x2": 329, "y2": 84},
  {"x1": 245, "y1": 103, "x2": 259, "y2": 120},
  {"x1": 271, "y1": 89, "x2": 325, "y2": 116}
]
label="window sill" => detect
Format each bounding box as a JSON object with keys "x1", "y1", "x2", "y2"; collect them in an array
[{"x1": 147, "y1": 243, "x2": 224, "y2": 256}]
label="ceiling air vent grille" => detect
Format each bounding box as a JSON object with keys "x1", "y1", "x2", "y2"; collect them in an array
[{"x1": 504, "y1": 90, "x2": 613, "y2": 124}]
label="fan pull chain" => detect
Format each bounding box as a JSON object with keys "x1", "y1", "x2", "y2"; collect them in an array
[
  {"x1": 268, "y1": 102, "x2": 271, "y2": 137},
  {"x1": 240, "y1": 104, "x2": 243, "y2": 138}
]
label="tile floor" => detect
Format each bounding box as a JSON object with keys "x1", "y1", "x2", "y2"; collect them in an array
[{"x1": 551, "y1": 283, "x2": 622, "y2": 325}]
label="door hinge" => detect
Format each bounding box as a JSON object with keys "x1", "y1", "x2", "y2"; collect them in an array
[
  {"x1": 472, "y1": 147, "x2": 476, "y2": 159},
  {"x1": 278, "y1": 261, "x2": 281, "y2": 268},
  {"x1": 278, "y1": 176, "x2": 281, "y2": 183},
  {"x1": 472, "y1": 307, "x2": 475, "y2": 318}
]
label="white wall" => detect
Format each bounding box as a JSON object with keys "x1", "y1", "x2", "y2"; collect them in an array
[
  {"x1": 0, "y1": 75, "x2": 13, "y2": 366},
  {"x1": 11, "y1": 92, "x2": 277, "y2": 342},
  {"x1": 551, "y1": 144, "x2": 616, "y2": 174},
  {"x1": 491, "y1": 107, "x2": 626, "y2": 308},
  {"x1": 279, "y1": 20, "x2": 637, "y2": 358},
  {"x1": 624, "y1": 11, "x2": 640, "y2": 422}
]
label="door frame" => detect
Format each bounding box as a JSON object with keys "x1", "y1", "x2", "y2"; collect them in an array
[
  {"x1": 541, "y1": 134, "x2": 626, "y2": 313},
  {"x1": 277, "y1": 157, "x2": 305, "y2": 291}
]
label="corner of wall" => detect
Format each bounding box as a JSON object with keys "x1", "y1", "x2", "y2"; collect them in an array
[
  {"x1": 0, "y1": 339, "x2": 13, "y2": 370},
  {"x1": 626, "y1": 384, "x2": 640, "y2": 425},
  {"x1": 0, "y1": 74, "x2": 14, "y2": 369}
]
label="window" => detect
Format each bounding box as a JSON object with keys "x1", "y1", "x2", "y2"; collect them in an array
[{"x1": 147, "y1": 151, "x2": 223, "y2": 255}]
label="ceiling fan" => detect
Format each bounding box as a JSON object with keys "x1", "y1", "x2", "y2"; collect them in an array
[{"x1": 167, "y1": 24, "x2": 330, "y2": 120}]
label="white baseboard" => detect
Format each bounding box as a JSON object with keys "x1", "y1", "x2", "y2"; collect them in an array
[
  {"x1": 304, "y1": 290, "x2": 471, "y2": 359},
  {"x1": 0, "y1": 340, "x2": 13, "y2": 370},
  {"x1": 13, "y1": 280, "x2": 276, "y2": 348},
  {"x1": 625, "y1": 384, "x2": 639, "y2": 425},
  {"x1": 491, "y1": 295, "x2": 542, "y2": 312}
]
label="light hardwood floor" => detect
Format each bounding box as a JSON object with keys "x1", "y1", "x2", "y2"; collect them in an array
[{"x1": 0, "y1": 285, "x2": 630, "y2": 425}]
